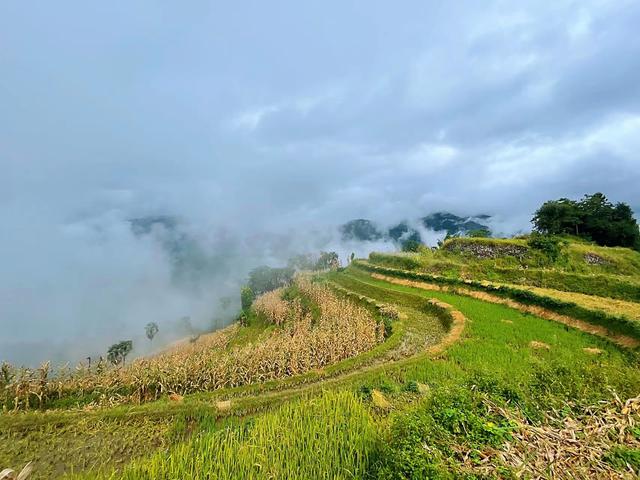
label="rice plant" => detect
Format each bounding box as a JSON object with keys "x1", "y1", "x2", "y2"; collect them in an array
[{"x1": 74, "y1": 390, "x2": 376, "y2": 480}]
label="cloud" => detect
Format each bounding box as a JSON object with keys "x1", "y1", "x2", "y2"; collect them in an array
[{"x1": 1, "y1": 0, "x2": 640, "y2": 364}]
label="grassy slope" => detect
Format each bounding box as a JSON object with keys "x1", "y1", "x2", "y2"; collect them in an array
[
  {"x1": 369, "y1": 237, "x2": 640, "y2": 302},
  {"x1": 493, "y1": 282, "x2": 640, "y2": 322},
  {"x1": 1, "y1": 284, "x2": 448, "y2": 478},
  {"x1": 5, "y1": 267, "x2": 636, "y2": 478}
]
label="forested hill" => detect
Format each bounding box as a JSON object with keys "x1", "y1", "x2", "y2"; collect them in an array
[{"x1": 340, "y1": 212, "x2": 491, "y2": 243}]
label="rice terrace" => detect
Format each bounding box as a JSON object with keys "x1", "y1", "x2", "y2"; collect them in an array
[
  {"x1": 3, "y1": 2, "x2": 640, "y2": 479},
  {"x1": 3, "y1": 195, "x2": 640, "y2": 478}
]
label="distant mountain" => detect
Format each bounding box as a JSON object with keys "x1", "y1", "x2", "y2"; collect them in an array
[
  {"x1": 421, "y1": 212, "x2": 490, "y2": 236},
  {"x1": 129, "y1": 215, "x2": 219, "y2": 289},
  {"x1": 339, "y1": 212, "x2": 492, "y2": 245},
  {"x1": 387, "y1": 222, "x2": 422, "y2": 243},
  {"x1": 340, "y1": 219, "x2": 384, "y2": 241},
  {"x1": 129, "y1": 215, "x2": 178, "y2": 235}
]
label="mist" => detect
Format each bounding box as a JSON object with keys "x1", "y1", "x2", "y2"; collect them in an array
[{"x1": 3, "y1": 1, "x2": 640, "y2": 365}]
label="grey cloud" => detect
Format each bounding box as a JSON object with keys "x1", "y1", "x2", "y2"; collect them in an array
[{"x1": 2, "y1": 0, "x2": 640, "y2": 364}]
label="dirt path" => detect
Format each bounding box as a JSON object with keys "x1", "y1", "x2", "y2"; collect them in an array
[{"x1": 371, "y1": 273, "x2": 640, "y2": 349}]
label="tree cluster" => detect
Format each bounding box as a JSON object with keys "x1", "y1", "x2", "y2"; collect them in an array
[
  {"x1": 107, "y1": 340, "x2": 133, "y2": 366},
  {"x1": 532, "y1": 193, "x2": 640, "y2": 250}
]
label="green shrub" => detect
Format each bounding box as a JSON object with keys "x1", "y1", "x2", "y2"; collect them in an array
[
  {"x1": 401, "y1": 239, "x2": 422, "y2": 252},
  {"x1": 240, "y1": 286, "x2": 254, "y2": 311},
  {"x1": 527, "y1": 233, "x2": 567, "y2": 262},
  {"x1": 370, "y1": 388, "x2": 515, "y2": 479}
]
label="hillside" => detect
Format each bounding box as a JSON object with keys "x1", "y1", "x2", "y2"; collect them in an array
[
  {"x1": 339, "y1": 212, "x2": 492, "y2": 243},
  {"x1": 369, "y1": 236, "x2": 640, "y2": 293},
  {"x1": 2, "y1": 238, "x2": 640, "y2": 478}
]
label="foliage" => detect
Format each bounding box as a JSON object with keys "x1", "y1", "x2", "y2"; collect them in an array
[
  {"x1": 80, "y1": 391, "x2": 377, "y2": 480},
  {"x1": 371, "y1": 388, "x2": 515, "y2": 478},
  {"x1": 367, "y1": 240, "x2": 640, "y2": 301},
  {"x1": 400, "y1": 239, "x2": 422, "y2": 252},
  {"x1": 355, "y1": 261, "x2": 640, "y2": 340},
  {"x1": 527, "y1": 233, "x2": 567, "y2": 262},
  {"x1": 240, "y1": 286, "x2": 255, "y2": 311},
  {"x1": 604, "y1": 446, "x2": 640, "y2": 471},
  {"x1": 4, "y1": 267, "x2": 640, "y2": 479},
  {"x1": 468, "y1": 228, "x2": 491, "y2": 238},
  {"x1": 369, "y1": 252, "x2": 421, "y2": 270},
  {"x1": 144, "y1": 323, "x2": 159, "y2": 342},
  {"x1": 533, "y1": 193, "x2": 640, "y2": 250},
  {"x1": 286, "y1": 253, "x2": 316, "y2": 271},
  {"x1": 251, "y1": 289, "x2": 290, "y2": 326},
  {"x1": 107, "y1": 341, "x2": 133, "y2": 366},
  {"x1": 247, "y1": 265, "x2": 294, "y2": 295},
  {"x1": 315, "y1": 251, "x2": 340, "y2": 270}
]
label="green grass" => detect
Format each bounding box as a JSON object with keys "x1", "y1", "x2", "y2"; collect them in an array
[
  {"x1": 79, "y1": 269, "x2": 640, "y2": 478},
  {"x1": 225, "y1": 312, "x2": 275, "y2": 348},
  {"x1": 367, "y1": 237, "x2": 640, "y2": 301},
  {"x1": 355, "y1": 261, "x2": 640, "y2": 340},
  {"x1": 71, "y1": 390, "x2": 377, "y2": 480},
  {"x1": 0, "y1": 413, "x2": 173, "y2": 479},
  {"x1": 3, "y1": 267, "x2": 640, "y2": 478}
]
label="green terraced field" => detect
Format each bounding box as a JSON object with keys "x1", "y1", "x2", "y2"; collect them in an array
[{"x1": 2, "y1": 262, "x2": 640, "y2": 479}]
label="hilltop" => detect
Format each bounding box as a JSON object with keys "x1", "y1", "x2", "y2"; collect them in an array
[{"x1": 340, "y1": 212, "x2": 492, "y2": 244}]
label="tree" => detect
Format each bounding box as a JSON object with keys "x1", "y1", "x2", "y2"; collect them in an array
[
  {"x1": 468, "y1": 228, "x2": 491, "y2": 238},
  {"x1": 240, "y1": 286, "x2": 255, "y2": 311},
  {"x1": 145, "y1": 322, "x2": 159, "y2": 344},
  {"x1": 247, "y1": 266, "x2": 295, "y2": 295},
  {"x1": 532, "y1": 198, "x2": 581, "y2": 236},
  {"x1": 315, "y1": 251, "x2": 340, "y2": 270},
  {"x1": 533, "y1": 193, "x2": 640, "y2": 250},
  {"x1": 107, "y1": 340, "x2": 133, "y2": 366},
  {"x1": 527, "y1": 232, "x2": 568, "y2": 262},
  {"x1": 401, "y1": 239, "x2": 422, "y2": 252},
  {"x1": 287, "y1": 254, "x2": 316, "y2": 271}
]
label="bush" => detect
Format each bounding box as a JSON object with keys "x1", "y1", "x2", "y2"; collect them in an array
[
  {"x1": 370, "y1": 388, "x2": 515, "y2": 479},
  {"x1": 401, "y1": 239, "x2": 422, "y2": 252},
  {"x1": 527, "y1": 233, "x2": 567, "y2": 262},
  {"x1": 247, "y1": 266, "x2": 294, "y2": 295},
  {"x1": 240, "y1": 286, "x2": 254, "y2": 311}
]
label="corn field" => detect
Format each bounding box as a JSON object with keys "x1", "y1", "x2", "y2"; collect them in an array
[{"x1": 1, "y1": 279, "x2": 384, "y2": 410}]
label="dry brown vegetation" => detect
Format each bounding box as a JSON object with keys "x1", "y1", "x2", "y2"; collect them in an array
[
  {"x1": 1, "y1": 278, "x2": 383, "y2": 410},
  {"x1": 467, "y1": 394, "x2": 640, "y2": 479},
  {"x1": 252, "y1": 288, "x2": 290, "y2": 326}
]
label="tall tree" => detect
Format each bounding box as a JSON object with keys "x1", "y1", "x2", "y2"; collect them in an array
[
  {"x1": 145, "y1": 322, "x2": 159, "y2": 344},
  {"x1": 532, "y1": 198, "x2": 581, "y2": 235},
  {"x1": 107, "y1": 340, "x2": 133, "y2": 366},
  {"x1": 532, "y1": 193, "x2": 640, "y2": 250}
]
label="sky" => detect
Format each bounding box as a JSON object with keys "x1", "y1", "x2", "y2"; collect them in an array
[{"x1": 2, "y1": 1, "x2": 640, "y2": 364}]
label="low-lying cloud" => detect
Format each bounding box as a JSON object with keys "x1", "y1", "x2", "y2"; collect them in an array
[{"x1": 2, "y1": 0, "x2": 640, "y2": 365}]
